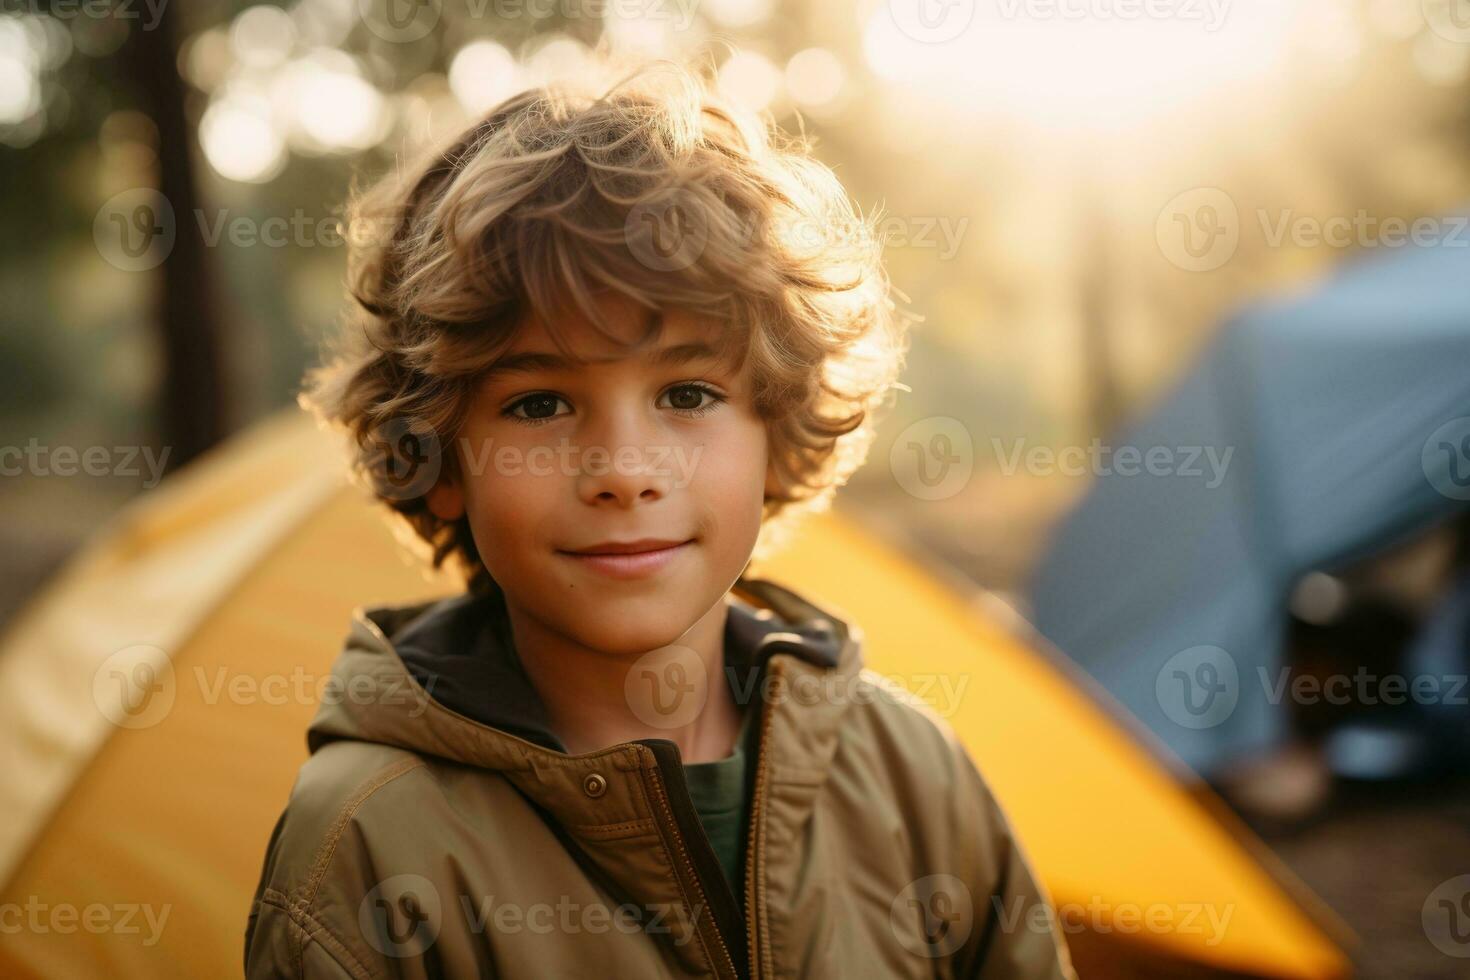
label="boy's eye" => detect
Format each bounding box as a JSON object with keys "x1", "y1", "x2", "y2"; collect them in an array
[
  {"x1": 501, "y1": 383, "x2": 726, "y2": 427},
  {"x1": 504, "y1": 393, "x2": 570, "y2": 424},
  {"x1": 660, "y1": 383, "x2": 723, "y2": 414}
]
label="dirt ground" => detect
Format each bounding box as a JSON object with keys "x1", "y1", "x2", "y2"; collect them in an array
[{"x1": 1251, "y1": 776, "x2": 1470, "y2": 979}]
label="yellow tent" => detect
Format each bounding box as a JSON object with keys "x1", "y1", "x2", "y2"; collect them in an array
[{"x1": 0, "y1": 408, "x2": 1353, "y2": 978}]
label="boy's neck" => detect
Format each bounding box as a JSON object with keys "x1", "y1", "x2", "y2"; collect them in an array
[{"x1": 507, "y1": 593, "x2": 745, "y2": 763}]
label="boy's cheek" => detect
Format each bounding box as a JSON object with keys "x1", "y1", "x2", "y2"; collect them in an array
[{"x1": 704, "y1": 433, "x2": 772, "y2": 502}]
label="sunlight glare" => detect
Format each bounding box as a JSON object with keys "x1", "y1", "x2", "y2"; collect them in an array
[{"x1": 862, "y1": 0, "x2": 1301, "y2": 130}]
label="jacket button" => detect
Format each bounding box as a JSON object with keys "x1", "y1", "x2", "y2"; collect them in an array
[{"x1": 583, "y1": 773, "x2": 607, "y2": 798}]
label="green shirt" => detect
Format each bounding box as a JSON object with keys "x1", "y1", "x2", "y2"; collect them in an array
[{"x1": 682, "y1": 700, "x2": 759, "y2": 910}]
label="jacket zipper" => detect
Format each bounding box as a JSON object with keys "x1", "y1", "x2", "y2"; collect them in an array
[
  {"x1": 635, "y1": 654, "x2": 783, "y2": 980},
  {"x1": 742, "y1": 656, "x2": 780, "y2": 980},
  {"x1": 637, "y1": 749, "x2": 746, "y2": 980}
]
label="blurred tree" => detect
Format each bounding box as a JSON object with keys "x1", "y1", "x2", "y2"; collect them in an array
[{"x1": 124, "y1": 1, "x2": 227, "y2": 471}]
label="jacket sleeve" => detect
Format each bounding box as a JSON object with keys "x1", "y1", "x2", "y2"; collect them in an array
[
  {"x1": 242, "y1": 798, "x2": 502, "y2": 980},
  {"x1": 245, "y1": 899, "x2": 362, "y2": 980},
  {"x1": 242, "y1": 806, "x2": 381, "y2": 980},
  {"x1": 945, "y1": 734, "x2": 1077, "y2": 980}
]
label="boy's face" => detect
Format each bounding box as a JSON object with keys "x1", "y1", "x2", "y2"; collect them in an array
[{"x1": 427, "y1": 294, "x2": 774, "y2": 656}]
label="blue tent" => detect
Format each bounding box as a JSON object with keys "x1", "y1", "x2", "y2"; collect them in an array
[{"x1": 1028, "y1": 232, "x2": 1470, "y2": 777}]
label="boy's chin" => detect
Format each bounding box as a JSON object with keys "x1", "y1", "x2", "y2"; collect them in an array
[
  {"x1": 597, "y1": 622, "x2": 701, "y2": 660},
  {"x1": 562, "y1": 595, "x2": 718, "y2": 657}
]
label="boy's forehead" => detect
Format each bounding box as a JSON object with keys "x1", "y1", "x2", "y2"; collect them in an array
[{"x1": 502, "y1": 300, "x2": 738, "y2": 367}]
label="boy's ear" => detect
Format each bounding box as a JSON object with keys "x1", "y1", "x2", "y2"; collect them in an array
[
  {"x1": 763, "y1": 459, "x2": 783, "y2": 500},
  {"x1": 426, "y1": 476, "x2": 465, "y2": 521}
]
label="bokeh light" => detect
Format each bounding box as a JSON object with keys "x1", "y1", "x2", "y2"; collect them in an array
[
  {"x1": 785, "y1": 47, "x2": 845, "y2": 108},
  {"x1": 200, "y1": 87, "x2": 288, "y2": 183},
  {"x1": 448, "y1": 39, "x2": 520, "y2": 117},
  {"x1": 717, "y1": 49, "x2": 782, "y2": 112}
]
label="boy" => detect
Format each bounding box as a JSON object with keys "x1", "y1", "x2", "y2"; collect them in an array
[{"x1": 245, "y1": 57, "x2": 1073, "y2": 979}]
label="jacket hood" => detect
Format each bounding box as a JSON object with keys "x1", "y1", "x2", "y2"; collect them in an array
[{"x1": 305, "y1": 575, "x2": 861, "y2": 769}]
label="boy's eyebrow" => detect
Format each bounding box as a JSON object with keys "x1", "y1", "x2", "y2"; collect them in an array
[{"x1": 480, "y1": 341, "x2": 726, "y2": 381}]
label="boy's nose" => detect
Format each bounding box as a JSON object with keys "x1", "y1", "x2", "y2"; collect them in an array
[
  {"x1": 575, "y1": 448, "x2": 675, "y2": 507},
  {"x1": 573, "y1": 409, "x2": 677, "y2": 507}
]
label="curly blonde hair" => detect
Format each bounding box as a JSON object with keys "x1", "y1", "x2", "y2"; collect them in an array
[{"x1": 300, "y1": 54, "x2": 910, "y2": 596}]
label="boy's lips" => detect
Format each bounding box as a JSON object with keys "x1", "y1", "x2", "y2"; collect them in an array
[
  {"x1": 562, "y1": 537, "x2": 691, "y2": 556},
  {"x1": 556, "y1": 538, "x2": 694, "y2": 579}
]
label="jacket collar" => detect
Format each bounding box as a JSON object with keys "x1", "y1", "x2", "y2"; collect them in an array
[{"x1": 307, "y1": 575, "x2": 857, "y2": 768}]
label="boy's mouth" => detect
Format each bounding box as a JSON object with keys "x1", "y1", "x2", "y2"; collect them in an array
[
  {"x1": 556, "y1": 538, "x2": 695, "y2": 579},
  {"x1": 560, "y1": 537, "x2": 693, "y2": 556}
]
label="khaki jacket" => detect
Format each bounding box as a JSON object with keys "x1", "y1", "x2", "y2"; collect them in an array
[{"x1": 244, "y1": 576, "x2": 1075, "y2": 979}]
